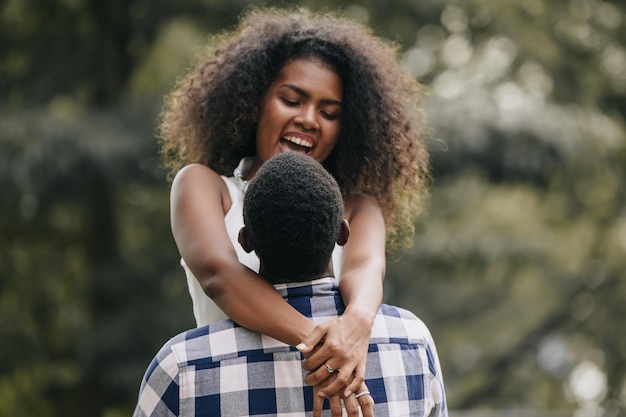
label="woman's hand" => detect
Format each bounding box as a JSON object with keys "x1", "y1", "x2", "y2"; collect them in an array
[
  {"x1": 312, "y1": 378, "x2": 374, "y2": 417},
  {"x1": 349, "y1": 383, "x2": 375, "y2": 417},
  {"x1": 297, "y1": 307, "x2": 373, "y2": 398}
]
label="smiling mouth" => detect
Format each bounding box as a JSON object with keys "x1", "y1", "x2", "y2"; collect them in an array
[{"x1": 282, "y1": 135, "x2": 313, "y2": 152}]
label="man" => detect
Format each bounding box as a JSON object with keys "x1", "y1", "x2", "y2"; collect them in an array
[{"x1": 133, "y1": 152, "x2": 447, "y2": 416}]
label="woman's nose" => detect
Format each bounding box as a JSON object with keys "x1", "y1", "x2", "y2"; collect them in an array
[{"x1": 294, "y1": 106, "x2": 319, "y2": 130}]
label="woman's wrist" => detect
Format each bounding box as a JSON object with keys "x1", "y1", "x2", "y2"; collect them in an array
[{"x1": 343, "y1": 303, "x2": 376, "y2": 331}]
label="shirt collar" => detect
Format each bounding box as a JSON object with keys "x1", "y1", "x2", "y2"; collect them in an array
[{"x1": 273, "y1": 277, "x2": 338, "y2": 298}]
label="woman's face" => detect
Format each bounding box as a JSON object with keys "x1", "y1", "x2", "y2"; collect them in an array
[{"x1": 255, "y1": 58, "x2": 343, "y2": 166}]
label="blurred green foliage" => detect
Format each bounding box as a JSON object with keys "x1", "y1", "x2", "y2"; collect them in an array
[{"x1": 1, "y1": 0, "x2": 624, "y2": 416}]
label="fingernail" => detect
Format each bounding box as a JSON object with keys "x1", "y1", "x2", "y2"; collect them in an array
[
  {"x1": 318, "y1": 391, "x2": 326, "y2": 398},
  {"x1": 296, "y1": 343, "x2": 307, "y2": 351},
  {"x1": 344, "y1": 390, "x2": 352, "y2": 397}
]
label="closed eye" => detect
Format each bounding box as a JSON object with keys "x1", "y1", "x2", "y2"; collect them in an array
[
  {"x1": 280, "y1": 97, "x2": 299, "y2": 107},
  {"x1": 321, "y1": 111, "x2": 339, "y2": 121}
]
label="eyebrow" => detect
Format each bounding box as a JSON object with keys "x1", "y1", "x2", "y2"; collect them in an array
[{"x1": 281, "y1": 83, "x2": 343, "y2": 107}]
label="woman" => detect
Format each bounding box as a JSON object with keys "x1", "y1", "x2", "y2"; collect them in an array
[{"x1": 159, "y1": 7, "x2": 429, "y2": 416}]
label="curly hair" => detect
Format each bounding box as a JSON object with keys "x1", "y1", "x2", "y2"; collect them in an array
[
  {"x1": 243, "y1": 152, "x2": 344, "y2": 282},
  {"x1": 159, "y1": 7, "x2": 430, "y2": 251}
]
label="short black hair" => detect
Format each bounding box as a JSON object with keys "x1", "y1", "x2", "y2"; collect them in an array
[{"x1": 243, "y1": 152, "x2": 344, "y2": 282}]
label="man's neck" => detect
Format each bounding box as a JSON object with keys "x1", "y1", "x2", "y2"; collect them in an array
[{"x1": 258, "y1": 263, "x2": 335, "y2": 285}]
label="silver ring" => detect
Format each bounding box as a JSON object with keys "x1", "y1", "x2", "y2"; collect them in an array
[
  {"x1": 355, "y1": 390, "x2": 371, "y2": 399},
  {"x1": 325, "y1": 363, "x2": 334, "y2": 373}
]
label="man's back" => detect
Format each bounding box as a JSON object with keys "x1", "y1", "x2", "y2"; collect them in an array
[{"x1": 133, "y1": 278, "x2": 446, "y2": 417}]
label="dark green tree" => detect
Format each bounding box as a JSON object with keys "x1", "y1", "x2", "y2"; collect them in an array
[{"x1": 1, "y1": 0, "x2": 624, "y2": 415}]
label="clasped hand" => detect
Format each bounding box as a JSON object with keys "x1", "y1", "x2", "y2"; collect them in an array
[{"x1": 296, "y1": 314, "x2": 374, "y2": 417}]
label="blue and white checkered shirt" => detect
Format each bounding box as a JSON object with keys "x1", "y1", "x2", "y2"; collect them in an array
[{"x1": 133, "y1": 277, "x2": 447, "y2": 417}]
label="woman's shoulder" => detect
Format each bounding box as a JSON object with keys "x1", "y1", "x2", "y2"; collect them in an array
[
  {"x1": 343, "y1": 193, "x2": 381, "y2": 221},
  {"x1": 171, "y1": 163, "x2": 231, "y2": 210},
  {"x1": 172, "y1": 163, "x2": 225, "y2": 187}
]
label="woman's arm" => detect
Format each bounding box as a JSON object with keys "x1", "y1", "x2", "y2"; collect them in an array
[
  {"x1": 173, "y1": 168, "x2": 379, "y2": 415},
  {"x1": 170, "y1": 164, "x2": 315, "y2": 346},
  {"x1": 299, "y1": 194, "x2": 386, "y2": 397},
  {"x1": 339, "y1": 194, "x2": 386, "y2": 330}
]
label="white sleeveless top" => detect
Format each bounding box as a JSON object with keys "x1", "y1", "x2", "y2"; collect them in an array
[{"x1": 182, "y1": 158, "x2": 344, "y2": 327}]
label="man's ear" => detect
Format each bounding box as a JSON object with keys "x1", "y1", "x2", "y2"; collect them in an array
[
  {"x1": 238, "y1": 227, "x2": 254, "y2": 253},
  {"x1": 336, "y1": 219, "x2": 350, "y2": 246}
]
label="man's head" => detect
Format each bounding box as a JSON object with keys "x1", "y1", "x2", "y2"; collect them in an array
[{"x1": 239, "y1": 152, "x2": 349, "y2": 283}]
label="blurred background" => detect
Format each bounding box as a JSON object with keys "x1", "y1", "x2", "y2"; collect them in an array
[{"x1": 1, "y1": 0, "x2": 625, "y2": 416}]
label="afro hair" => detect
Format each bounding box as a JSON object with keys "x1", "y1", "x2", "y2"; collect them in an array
[{"x1": 243, "y1": 152, "x2": 344, "y2": 281}]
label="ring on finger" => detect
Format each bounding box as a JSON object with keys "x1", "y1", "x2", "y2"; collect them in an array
[
  {"x1": 325, "y1": 363, "x2": 334, "y2": 373},
  {"x1": 355, "y1": 390, "x2": 371, "y2": 399}
]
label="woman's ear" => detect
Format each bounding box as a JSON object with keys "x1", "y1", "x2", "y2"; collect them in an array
[
  {"x1": 238, "y1": 227, "x2": 254, "y2": 253},
  {"x1": 336, "y1": 219, "x2": 350, "y2": 246}
]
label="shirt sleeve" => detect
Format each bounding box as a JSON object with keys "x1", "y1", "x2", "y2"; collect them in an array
[
  {"x1": 133, "y1": 345, "x2": 180, "y2": 417},
  {"x1": 425, "y1": 335, "x2": 448, "y2": 417}
]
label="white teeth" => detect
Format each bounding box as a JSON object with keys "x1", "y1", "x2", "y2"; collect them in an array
[{"x1": 283, "y1": 135, "x2": 313, "y2": 148}]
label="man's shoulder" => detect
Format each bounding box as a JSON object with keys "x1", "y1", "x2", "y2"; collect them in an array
[
  {"x1": 371, "y1": 303, "x2": 434, "y2": 346},
  {"x1": 161, "y1": 318, "x2": 292, "y2": 368}
]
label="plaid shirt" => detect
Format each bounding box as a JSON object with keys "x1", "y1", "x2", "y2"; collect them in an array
[{"x1": 133, "y1": 278, "x2": 447, "y2": 417}]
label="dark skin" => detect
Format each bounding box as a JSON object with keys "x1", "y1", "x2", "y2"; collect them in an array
[
  {"x1": 238, "y1": 220, "x2": 375, "y2": 416},
  {"x1": 170, "y1": 58, "x2": 385, "y2": 416}
]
